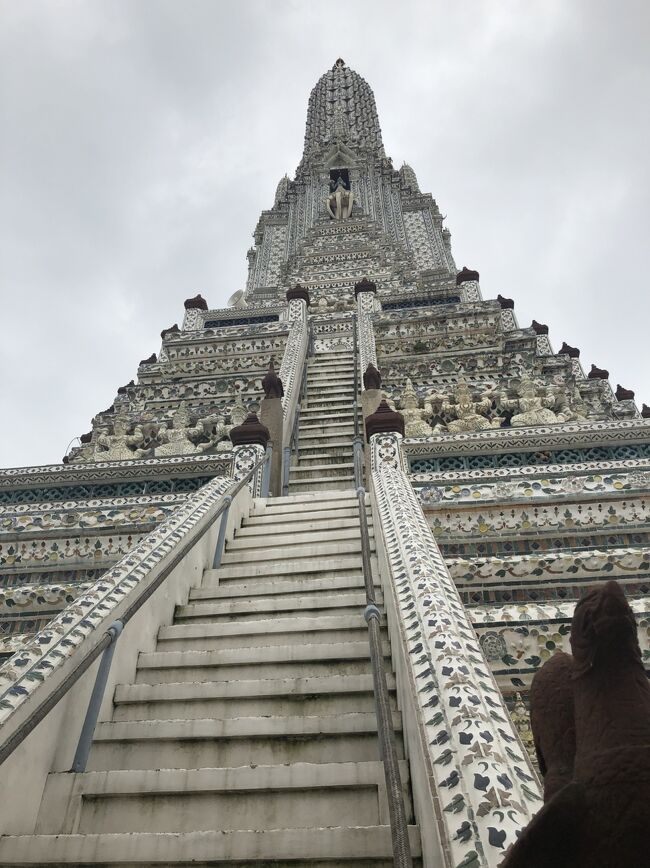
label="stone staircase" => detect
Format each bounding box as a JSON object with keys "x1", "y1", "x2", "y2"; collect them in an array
[
  {"x1": 289, "y1": 349, "x2": 359, "y2": 492},
  {"x1": 0, "y1": 490, "x2": 421, "y2": 865}
]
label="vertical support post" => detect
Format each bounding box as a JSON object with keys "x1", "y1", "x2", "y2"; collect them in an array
[
  {"x1": 353, "y1": 435, "x2": 363, "y2": 489},
  {"x1": 212, "y1": 495, "x2": 232, "y2": 569},
  {"x1": 282, "y1": 445, "x2": 291, "y2": 496},
  {"x1": 355, "y1": 484, "x2": 413, "y2": 867},
  {"x1": 261, "y1": 443, "x2": 273, "y2": 498},
  {"x1": 71, "y1": 620, "x2": 124, "y2": 773}
]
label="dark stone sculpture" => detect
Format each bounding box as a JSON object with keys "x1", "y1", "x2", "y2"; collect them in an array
[
  {"x1": 160, "y1": 324, "x2": 180, "y2": 340},
  {"x1": 559, "y1": 342, "x2": 580, "y2": 358},
  {"x1": 364, "y1": 399, "x2": 405, "y2": 442},
  {"x1": 455, "y1": 266, "x2": 479, "y2": 285},
  {"x1": 363, "y1": 363, "x2": 382, "y2": 391},
  {"x1": 184, "y1": 293, "x2": 208, "y2": 311},
  {"x1": 642, "y1": 403, "x2": 650, "y2": 418},
  {"x1": 354, "y1": 277, "x2": 377, "y2": 297},
  {"x1": 497, "y1": 294, "x2": 514, "y2": 309},
  {"x1": 501, "y1": 580, "x2": 650, "y2": 867},
  {"x1": 229, "y1": 413, "x2": 270, "y2": 448},
  {"x1": 139, "y1": 353, "x2": 157, "y2": 366},
  {"x1": 588, "y1": 364, "x2": 609, "y2": 380},
  {"x1": 262, "y1": 359, "x2": 284, "y2": 399},
  {"x1": 531, "y1": 320, "x2": 549, "y2": 335},
  {"x1": 529, "y1": 651, "x2": 576, "y2": 801},
  {"x1": 117, "y1": 380, "x2": 134, "y2": 395},
  {"x1": 615, "y1": 384, "x2": 635, "y2": 401},
  {"x1": 286, "y1": 285, "x2": 310, "y2": 306}
]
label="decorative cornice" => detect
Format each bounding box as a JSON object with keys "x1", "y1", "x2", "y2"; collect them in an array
[
  {"x1": 402, "y1": 419, "x2": 650, "y2": 457},
  {"x1": 364, "y1": 400, "x2": 404, "y2": 441},
  {"x1": 184, "y1": 293, "x2": 208, "y2": 311},
  {"x1": 229, "y1": 414, "x2": 270, "y2": 448},
  {"x1": 0, "y1": 455, "x2": 231, "y2": 490}
]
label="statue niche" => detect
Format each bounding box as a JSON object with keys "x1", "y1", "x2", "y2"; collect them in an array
[
  {"x1": 326, "y1": 170, "x2": 354, "y2": 220},
  {"x1": 398, "y1": 378, "x2": 434, "y2": 437},
  {"x1": 429, "y1": 378, "x2": 503, "y2": 434}
]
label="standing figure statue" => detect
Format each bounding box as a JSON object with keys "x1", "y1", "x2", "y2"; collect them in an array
[
  {"x1": 501, "y1": 580, "x2": 650, "y2": 868},
  {"x1": 502, "y1": 376, "x2": 569, "y2": 427},
  {"x1": 155, "y1": 403, "x2": 198, "y2": 457},
  {"x1": 432, "y1": 378, "x2": 502, "y2": 433},
  {"x1": 326, "y1": 175, "x2": 354, "y2": 220},
  {"x1": 96, "y1": 411, "x2": 150, "y2": 461},
  {"x1": 399, "y1": 378, "x2": 434, "y2": 437}
]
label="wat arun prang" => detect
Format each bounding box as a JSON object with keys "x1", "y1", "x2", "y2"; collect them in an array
[{"x1": 0, "y1": 58, "x2": 649, "y2": 867}]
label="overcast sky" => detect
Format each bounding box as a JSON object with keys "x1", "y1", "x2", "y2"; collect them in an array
[{"x1": 1, "y1": 0, "x2": 649, "y2": 468}]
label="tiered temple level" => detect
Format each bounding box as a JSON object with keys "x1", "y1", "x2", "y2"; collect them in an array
[{"x1": 0, "y1": 59, "x2": 648, "y2": 868}]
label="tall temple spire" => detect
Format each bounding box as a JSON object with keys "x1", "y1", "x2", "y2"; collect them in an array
[{"x1": 302, "y1": 59, "x2": 384, "y2": 158}]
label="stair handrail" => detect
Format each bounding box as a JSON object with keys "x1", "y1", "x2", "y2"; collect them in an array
[
  {"x1": 282, "y1": 323, "x2": 311, "y2": 495},
  {"x1": 352, "y1": 313, "x2": 363, "y2": 487},
  {"x1": 352, "y1": 312, "x2": 413, "y2": 867},
  {"x1": 0, "y1": 453, "x2": 269, "y2": 770}
]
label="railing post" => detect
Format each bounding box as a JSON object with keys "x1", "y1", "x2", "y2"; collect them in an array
[
  {"x1": 282, "y1": 446, "x2": 291, "y2": 496},
  {"x1": 70, "y1": 620, "x2": 123, "y2": 773},
  {"x1": 355, "y1": 485, "x2": 413, "y2": 867},
  {"x1": 353, "y1": 434, "x2": 363, "y2": 489},
  {"x1": 261, "y1": 443, "x2": 273, "y2": 498},
  {"x1": 212, "y1": 494, "x2": 232, "y2": 569}
]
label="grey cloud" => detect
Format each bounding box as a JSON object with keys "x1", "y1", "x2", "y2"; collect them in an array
[{"x1": 1, "y1": 0, "x2": 648, "y2": 466}]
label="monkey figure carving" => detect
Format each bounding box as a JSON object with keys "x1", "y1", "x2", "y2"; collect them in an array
[{"x1": 501, "y1": 581, "x2": 650, "y2": 867}]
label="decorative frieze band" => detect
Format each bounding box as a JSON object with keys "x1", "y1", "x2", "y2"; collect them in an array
[
  {"x1": 370, "y1": 431, "x2": 541, "y2": 867},
  {"x1": 0, "y1": 475, "x2": 233, "y2": 726}
]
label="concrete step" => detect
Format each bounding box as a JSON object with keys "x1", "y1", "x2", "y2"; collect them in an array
[
  {"x1": 87, "y1": 712, "x2": 402, "y2": 771},
  {"x1": 289, "y1": 476, "x2": 356, "y2": 491},
  {"x1": 227, "y1": 526, "x2": 371, "y2": 550},
  {"x1": 176, "y1": 590, "x2": 381, "y2": 622},
  {"x1": 113, "y1": 673, "x2": 395, "y2": 721},
  {"x1": 191, "y1": 573, "x2": 374, "y2": 601},
  {"x1": 134, "y1": 642, "x2": 389, "y2": 685},
  {"x1": 219, "y1": 538, "x2": 370, "y2": 565},
  {"x1": 0, "y1": 826, "x2": 422, "y2": 865},
  {"x1": 296, "y1": 452, "x2": 354, "y2": 467},
  {"x1": 114, "y1": 686, "x2": 395, "y2": 722},
  {"x1": 237, "y1": 515, "x2": 365, "y2": 535},
  {"x1": 290, "y1": 462, "x2": 355, "y2": 477},
  {"x1": 247, "y1": 491, "x2": 368, "y2": 528},
  {"x1": 299, "y1": 408, "x2": 357, "y2": 421},
  {"x1": 36, "y1": 761, "x2": 412, "y2": 834},
  {"x1": 252, "y1": 490, "x2": 362, "y2": 508},
  {"x1": 303, "y1": 399, "x2": 356, "y2": 410},
  {"x1": 157, "y1": 616, "x2": 383, "y2": 651},
  {"x1": 203, "y1": 553, "x2": 365, "y2": 580},
  {"x1": 300, "y1": 419, "x2": 356, "y2": 431}
]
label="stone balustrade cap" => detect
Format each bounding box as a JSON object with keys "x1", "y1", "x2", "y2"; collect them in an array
[
  {"x1": 354, "y1": 277, "x2": 377, "y2": 297},
  {"x1": 184, "y1": 293, "x2": 208, "y2": 311},
  {"x1": 363, "y1": 363, "x2": 382, "y2": 391},
  {"x1": 365, "y1": 399, "x2": 405, "y2": 442},
  {"x1": 286, "y1": 285, "x2": 311, "y2": 306},
  {"x1": 588, "y1": 364, "x2": 609, "y2": 380},
  {"x1": 229, "y1": 413, "x2": 270, "y2": 447},
  {"x1": 559, "y1": 342, "x2": 580, "y2": 359},
  {"x1": 497, "y1": 294, "x2": 514, "y2": 309},
  {"x1": 139, "y1": 353, "x2": 157, "y2": 366},
  {"x1": 531, "y1": 320, "x2": 549, "y2": 335},
  {"x1": 615, "y1": 384, "x2": 635, "y2": 401},
  {"x1": 456, "y1": 266, "x2": 480, "y2": 285},
  {"x1": 161, "y1": 324, "x2": 180, "y2": 340}
]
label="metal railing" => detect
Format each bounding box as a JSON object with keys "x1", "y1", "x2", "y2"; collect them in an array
[
  {"x1": 282, "y1": 326, "x2": 311, "y2": 496},
  {"x1": 0, "y1": 451, "x2": 270, "y2": 772},
  {"x1": 352, "y1": 313, "x2": 364, "y2": 489},
  {"x1": 351, "y1": 312, "x2": 413, "y2": 867}
]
